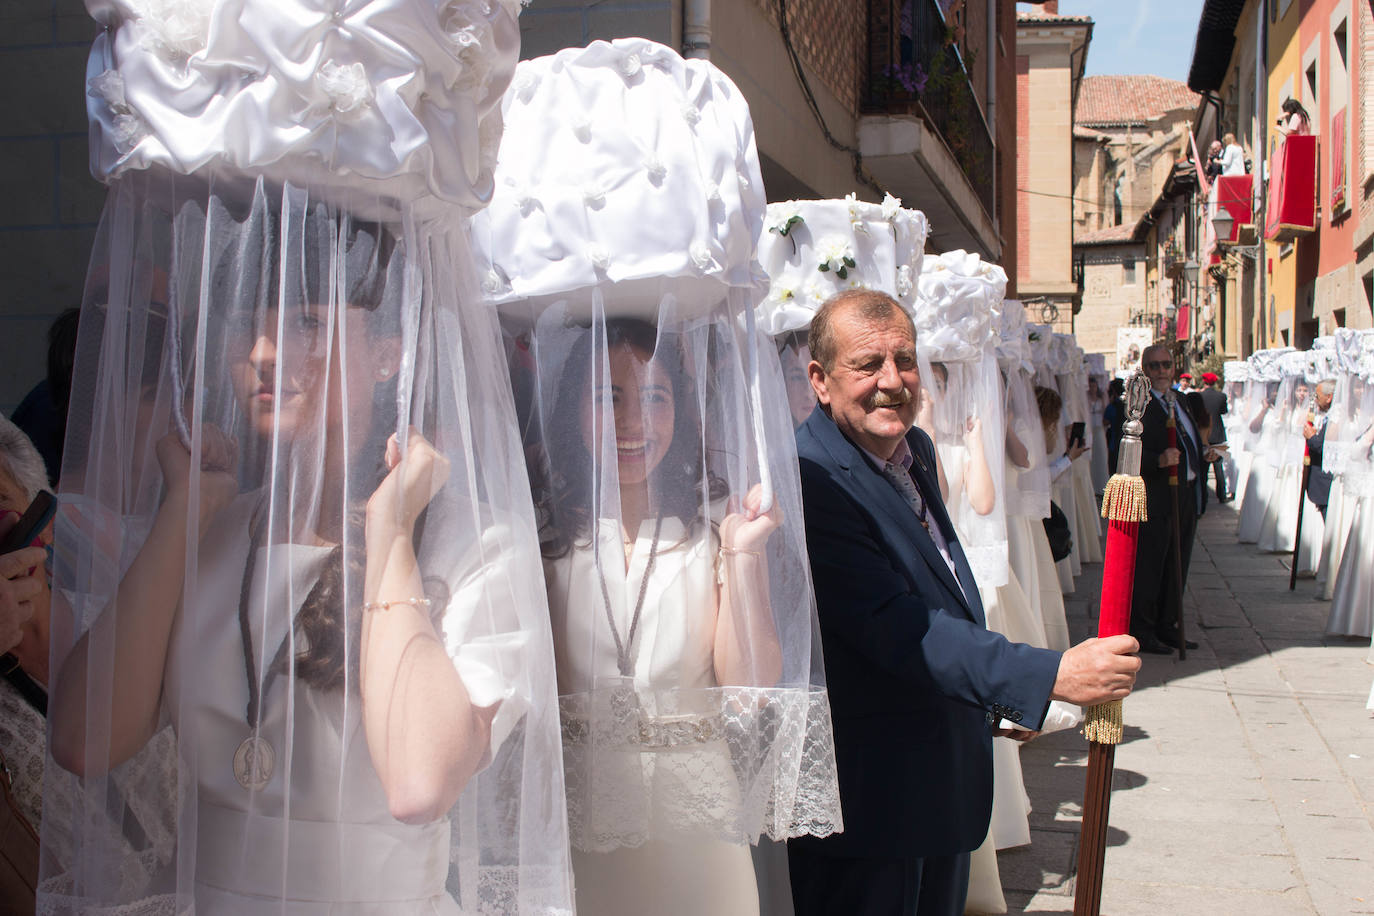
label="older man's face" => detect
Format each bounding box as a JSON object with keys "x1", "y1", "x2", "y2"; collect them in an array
[
  {"x1": 809, "y1": 308, "x2": 920, "y2": 460},
  {"x1": 1141, "y1": 347, "x2": 1173, "y2": 392}
]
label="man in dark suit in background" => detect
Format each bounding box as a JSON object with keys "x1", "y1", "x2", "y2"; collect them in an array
[
  {"x1": 1132, "y1": 345, "x2": 1207, "y2": 655},
  {"x1": 1198, "y1": 371, "x2": 1230, "y2": 502},
  {"x1": 1304, "y1": 379, "x2": 1336, "y2": 518},
  {"x1": 786, "y1": 290, "x2": 1140, "y2": 916}
]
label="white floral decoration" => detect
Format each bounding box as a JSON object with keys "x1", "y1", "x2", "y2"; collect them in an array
[
  {"x1": 817, "y1": 237, "x2": 857, "y2": 279},
  {"x1": 844, "y1": 192, "x2": 868, "y2": 235},
  {"x1": 645, "y1": 155, "x2": 667, "y2": 185},
  {"x1": 895, "y1": 264, "x2": 913, "y2": 298},
  {"x1": 128, "y1": 0, "x2": 214, "y2": 60},
  {"x1": 588, "y1": 244, "x2": 611, "y2": 271},
  {"x1": 681, "y1": 103, "x2": 701, "y2": 126},
  {"x1": 439, "y1": 1, "x2": 496, "y2": 94},
  {"x1": 689, "y1": 241, "x2": 713, "y2": 270},
  {"x1": 510, "y1": 182, "x2": 536, "y2": 215},
  {"x1": 316, "y1": 60, "x2": 374, "y2": 116},
  {"x1": 881, "y1": 193, "x2": 903, "y2": 221},
  {"x1": 88, "y1": 69, "x2": 128, "y2": 111},
  {"x1": 803, "y1": 279, "x2": 826, "y2": 304},
  {"x1": 581, "y1": 181, "x2": 606, "y2": 208},
  {"x1": 618, "y1": 52, "x2": 642, "y2": 78},
  {"x1": 481, "y1": 269, "x2": 506, "y2": 295},
  {"x1": 738, "y1": 174, "x2": 751, "y2": 190},
  {"x1": 769, "y1": 205, "x2": 803, "y2": 237},
  {"x1": 111, "y1": 113, "x2": 149, "y2": 155},
  {"x1": 705, "y1": 181, "x2": 722, "y2": 203},
  {"x1": 512, "y1": 69, "x2": 539, "y2": 102}
]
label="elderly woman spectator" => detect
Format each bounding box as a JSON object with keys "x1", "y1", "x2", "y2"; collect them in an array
[{"x1": 0, "y1": 416, "x2": 55, "y2": 838}]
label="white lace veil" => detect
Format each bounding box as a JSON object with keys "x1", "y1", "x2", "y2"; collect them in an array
[
  {"x1": 470, "y1": 39, "x2": 841, "y2": 853},
  {"x1": 995, "y1": 300, "x2": 1050, "y2": 520},
  {"x1": 914, "y1": 251, "x2": 1009, "y2": 588},
  {"x1": 40, "y1": 2, "x2": 573, "y2": 913}
]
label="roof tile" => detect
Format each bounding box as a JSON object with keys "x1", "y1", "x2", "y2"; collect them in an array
[{"x1": 1076, "y1": 75, "x2": 1199, "y2": 128}]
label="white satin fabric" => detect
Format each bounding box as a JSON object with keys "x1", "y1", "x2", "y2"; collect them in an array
[
  {"x1": 471, "y1": 39, "x2": 769, "y2": 317},
  {"x1": 755, "y1": 196, "x2": 927, "y2": 336},
  {"x1": 86, "y1": 0, "x2": 520, "y2": 219}
]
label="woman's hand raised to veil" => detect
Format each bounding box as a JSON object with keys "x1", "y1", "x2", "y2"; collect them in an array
[
  {"x1": 155, "y1": 427, "x2": 238, "y2": 536},
  {"x1": 719, "y1": 483, "x2": 782, "y2": 555},
  {"x1": 963, "y1": 416, "x2": 984, "y2": 450},
  {"x1": 367, "y1": 427, "x2": 451, "y2": 535}
]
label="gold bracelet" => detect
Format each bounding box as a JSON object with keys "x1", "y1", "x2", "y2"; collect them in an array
[
  {"x1": 362, "y1": 596, "x2": 433, "y2": 613},
  {"x1": 718, "y1": 546, "x2": 763, "y2": 558}
]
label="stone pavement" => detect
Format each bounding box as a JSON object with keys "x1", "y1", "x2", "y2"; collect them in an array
[{"x1": 994, "y1": 503, "x2": 1374, "y2": 915}]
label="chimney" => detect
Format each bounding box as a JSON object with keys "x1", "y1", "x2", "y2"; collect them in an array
[{"x1": 1043, "y1": 1, "x2": 1059, "y2": 13}]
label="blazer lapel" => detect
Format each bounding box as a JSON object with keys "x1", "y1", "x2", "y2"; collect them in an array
[{"x1": 806, "y1": 413, "x2": 972, "y2": 611}]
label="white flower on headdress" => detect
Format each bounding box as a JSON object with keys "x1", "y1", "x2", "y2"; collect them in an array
[
  {"x1": 111, "y1": 113, "x2": 148, "y2": 155},
  {"x1": 581, "y1": 181, "x2": 606, "y2": 208},
  {"x1": 512, "y1": 69, "x2": 539, "y2": 102},
  {"x1": 570, "y1": 113, "x2": 592, "y2": 143},
  {"x1": 705, "y1": 181, "x2": 722, "y2": 203},
  {"x1": 817, "y1": 237, "x2": 857, "y2": 280},
  {"x1": 803, "y1": 279, "x2": 826, "y2": 304},
  {"x1": 481, "y1": 269, "x2": 508, "y2": 296},
  {"x1": 645, "y1": 155, "x2": 667, "y2": 185},
  {"x1": 845, "y1": 192, "x2": 869, "y2": 235},
  {"x1": 618, "y1": 52, "x2": 642, "y2": 78},
  {"x1": 316, "y1": 60, "x2": 374, "y2": 116},
  {"x1": 738, "y1": 174, "x2": 751, "y2": 190},
  {"x1": 769, "y1": 205, "x2": 803, "y2": 238},
  {"x1": 770, "y1": 285, "x2": 795, "y2": 302},
  {"x1": 896, "y1": 264, "x2": 913, "y2": 298},
  {"x1": 440, "y1": 1, "x2": 496, "y2": 93},
  {"x1": 510, "y1": 183, "x2": 536, "y2": 215},
  {"x1": 689, "y1": 241, "x2": 713, "y2": 270},
  {"x1": 88, "y1": 69, "x2": 128, "y2": 111},
  {"x1": 681, "y1": 103, "x2": 701, "y2": 126},
  {"x1": 129, "y1": 0, "x2": 213, "y2": 60},
  {"x1": 588, "y1": 244, "x2": 611, "y2": 271},
  {"x1": 881, "y1": 193, "x2": 903, "y2": 221}
]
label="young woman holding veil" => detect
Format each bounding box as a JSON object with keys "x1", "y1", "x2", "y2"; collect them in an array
[
  {"x1": 473, "y1": 39, "x2": 842, "y2": 916},
  {"x1": 40, "y1": 2, "x2": 573, "y2": 913}
]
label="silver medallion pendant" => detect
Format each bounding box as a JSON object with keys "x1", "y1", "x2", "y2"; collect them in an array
[{"x1": 233, "y1": 735, "x2": 275, "y2": 790}]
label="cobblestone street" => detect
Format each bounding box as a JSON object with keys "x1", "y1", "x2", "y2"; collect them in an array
[{"x1": 999, "y1": 504, "x2": 1374, "y2": 915}]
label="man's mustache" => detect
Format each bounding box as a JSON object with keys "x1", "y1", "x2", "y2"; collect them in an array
[{"x1": 869, "y1": 388, "x2": 913, "y2": 408}]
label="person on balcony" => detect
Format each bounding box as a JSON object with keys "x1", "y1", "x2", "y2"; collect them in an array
[
  {"x1": 1219, "y1": 133, "x2": 1247, "y2": 176},
  {"x1": 1276, "y1": 99, "x2": 1312, "y2": 137}
]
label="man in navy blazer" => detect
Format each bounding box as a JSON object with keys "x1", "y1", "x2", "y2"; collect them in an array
[{"x1": 787, "y1": 291, "x2": 1140, "y2": 915}]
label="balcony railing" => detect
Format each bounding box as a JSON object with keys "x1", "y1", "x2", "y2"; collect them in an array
[{"x1": 865, "y1": 0, "x2": 995, "y2": 217}]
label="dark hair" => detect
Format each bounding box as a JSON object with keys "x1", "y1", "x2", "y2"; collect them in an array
[
  {"x1": 1281, "y1": 98, "x2": 1309, "y2": 120},
  {"x1": 1107, "y1": 378, "x2": 1125, "y2": 401},
  {"x1": 808, "y1": 289, "x2": 915, "y2": 372},
  {"x1": 240, "y1": 209, "x2": 409, "y2": 692},
  {"x1": 540, "y1": 319, "x2": 708, "y2": 559}
]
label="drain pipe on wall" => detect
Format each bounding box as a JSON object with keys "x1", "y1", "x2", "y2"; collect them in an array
[{"x1": 683, "y1": 0, "x2": 710, "y2": 59}]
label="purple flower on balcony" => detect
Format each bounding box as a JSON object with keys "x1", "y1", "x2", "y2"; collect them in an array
[{"x1": 885, "y1": 62, "x2": 928, "y2": 96}]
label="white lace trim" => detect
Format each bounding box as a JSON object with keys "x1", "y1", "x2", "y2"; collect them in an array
[{"x1": 559, "y1": 686, "x2": 842, "y2": 852}]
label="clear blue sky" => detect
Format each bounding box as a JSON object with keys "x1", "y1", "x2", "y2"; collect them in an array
[{"x1": 1055, "y1": 1, "x2": 1208, "y2": 83}]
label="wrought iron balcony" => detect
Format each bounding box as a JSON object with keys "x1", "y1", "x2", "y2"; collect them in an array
[{"x1": 864, "y1": 0, "x2": 995, "y2": 218}]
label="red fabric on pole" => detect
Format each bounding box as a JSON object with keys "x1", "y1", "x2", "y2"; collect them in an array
[{"x1": 1097, "y1": 520, "x2": 1138, "y2": 638}]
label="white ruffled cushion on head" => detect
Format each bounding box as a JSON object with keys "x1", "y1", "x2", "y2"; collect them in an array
[
  {"x1": 1222, "y1": 360, "x2": 1248, "y2": 382},
  {"x1": 84, "y1": 0, "x2": 520, "y2": 216},
  {"x1": 1279, "y1": 349, "x2": 1310, "y2": 379},
  {"x1": 1027, "y1": 323, "x2": 1052, "y2": 369},
  {"x1": 992, "y1": 298, "x2": 1031, "y2": 371},
  {"x1": 754, "y1": 196, "x2": 928, "y2": 336},
  {"x1": 471, "y1": 38, "x2": 767, "y2": 319},
  {"x1": 1334, "y1": 328, "x2": 1363, "y2": 372},
  {"x1": 913, "y1": 250, "x2": 1004, "y2": 362}
]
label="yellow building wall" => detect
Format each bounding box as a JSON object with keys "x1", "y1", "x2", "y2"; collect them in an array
[{"x1": 1265, "y1": 0, "x2": 1304, "y2": 347}]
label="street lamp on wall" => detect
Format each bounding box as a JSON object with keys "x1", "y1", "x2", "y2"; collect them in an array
[
  {"x1": 1182, "y1": 259, "x2": 1199, "y2": 286},
  {"x1": 1211, "y1": 211, "x2": 1234, "y2": 242}
]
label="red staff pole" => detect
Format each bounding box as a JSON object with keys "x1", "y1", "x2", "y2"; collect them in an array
[
  {"x1": 1074, "y1": 373, "x2": 1150, "y2": 916},
  {"x1": 1164, "y1": 391, "x2": 1187, "y2": 661}
]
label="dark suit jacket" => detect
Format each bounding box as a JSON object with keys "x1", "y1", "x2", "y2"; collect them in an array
[
  {"x1": 1139, "y1": 393, "x2": 1207, "y2": 520},
  {"x1": 1306, "y1": 421, "x2": 1333, "y2": 507},
  {"x1": 790, "y1": 408, "x2": 1060, "y2": 859},
  {"x1": 1199, "y1": 387, "x2": 1229, "y2": 445}
]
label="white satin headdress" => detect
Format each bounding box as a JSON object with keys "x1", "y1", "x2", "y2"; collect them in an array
[
  {"x1": 754, "y1": 195, "x2": 929, "y2": 336},
  {"x1": 472, "y1": 37, "x2": 768, "y2": 317},
  {"x1": 913, "y1": 249, "x2": 1004, "y2": 363},
  {"x1": 85, "y1": 0, "x2": 521, "y2": 216}
]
